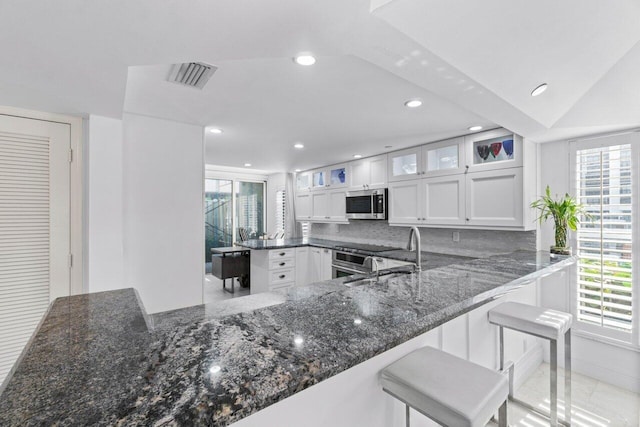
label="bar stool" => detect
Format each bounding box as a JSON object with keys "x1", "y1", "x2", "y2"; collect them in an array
[
  {"x1": 488, "y1": 302, "x2": 572, "y2": 426},
  {"x1": 380, "y1": 346, "x2": 509, "y2": 427}
]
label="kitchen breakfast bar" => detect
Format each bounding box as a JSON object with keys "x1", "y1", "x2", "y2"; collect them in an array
[{"x1": 0, "y1": 244, "x2": 575, "y2": 426}]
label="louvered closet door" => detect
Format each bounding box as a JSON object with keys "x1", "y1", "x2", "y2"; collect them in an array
[{"x1": 0, "y1": 115, "x2": 70, "y2": 385}]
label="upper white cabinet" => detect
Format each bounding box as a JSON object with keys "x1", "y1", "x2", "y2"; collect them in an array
[
  {"x1": 423, "y1": 137, "x2": 466, "y2": 177},
  {"x1": 423, "y1": 175, "x2": 465, "y2": 225},
  {"x1": 311, "y1": 163, "x2": 349, "y2": 191},
  {"x1": 296, "y1": 172, "x2": 311, "y2": 192},
  {"x1": 295, "y1": 192, "x2": 312, "y2": 220},
  {"x1": 327, "y1": 190, "x2": 347, "y2": 221},
  {"x1": 388, "y1": 147, "x2": 421, "y2": 182},
  {"x1": 464, "y1": 129, "x2": 522, "y2": 172},
  {"x1": 465, "y1": 168, "x2": 523, "y2": 227},
  {"x1": 311, "y1": 192, "x2": 329, "y2": 221},
  {"x1": 388, "y1": 180, "x2": 422, "y2": 224},
  {"x1": 350, "y1": 154, "x2": 387, "y2": 190}
]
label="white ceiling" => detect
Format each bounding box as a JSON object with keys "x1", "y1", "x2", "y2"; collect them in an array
[{"x1": 1, "y1": 0, "x2": 639, "y2": 172}]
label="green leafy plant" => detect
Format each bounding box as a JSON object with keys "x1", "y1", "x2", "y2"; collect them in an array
[{"x1": 530, "y1": 185, "x2": 589, "y2": 251}]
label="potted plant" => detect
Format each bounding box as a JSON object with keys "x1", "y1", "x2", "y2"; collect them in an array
[{"x1": 531, "y1": 185, "x2": 588, "y2": 255}]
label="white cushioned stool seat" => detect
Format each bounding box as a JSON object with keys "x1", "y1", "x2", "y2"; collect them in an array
[
  {"x1": 380, "y1": 346, "x2": 508, "y2": 427},
  {"x1": 488, "y1": 301, "x2": 572, "y2": 340}
]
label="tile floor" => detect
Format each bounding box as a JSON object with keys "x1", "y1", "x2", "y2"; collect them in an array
[
  {"x1": 489, "y1": 363, "x2": 639, "y2": 426},
  {"x1": 204, "y1": 273, "x2": 250, "y2": 304}
]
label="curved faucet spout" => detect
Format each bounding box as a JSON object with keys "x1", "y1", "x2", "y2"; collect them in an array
[{"x1": 407, "y1": 226, "x2": 422, "y2": 272}]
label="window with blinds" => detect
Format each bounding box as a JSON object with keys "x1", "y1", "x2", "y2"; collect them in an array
[
  {"x1": 576, "y1": 144, "x2": 632, "y2": 332},
  {"x1": 276, "y1": 189, "x2": 285, "y2": 233}
]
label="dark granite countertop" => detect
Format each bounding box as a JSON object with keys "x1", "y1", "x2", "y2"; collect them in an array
[
  {"x1": 0, "y1": 250, "x2": 576, "y2": 426},
  {"x1": 238, "y1": 237, "x2": 476, "y2": 269}
]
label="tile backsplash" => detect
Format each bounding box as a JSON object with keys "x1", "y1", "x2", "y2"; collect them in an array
[{"x1": 309, "y1": 221, "x2": 536, "y2": 258}]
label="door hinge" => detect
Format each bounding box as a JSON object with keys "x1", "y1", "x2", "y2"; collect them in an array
[
  {"x1": 69, "y1": 148, "x2": 73, "y2": 163},
  {"x1": 68, "y1": 253, "x2": 73, "y2": 269}
]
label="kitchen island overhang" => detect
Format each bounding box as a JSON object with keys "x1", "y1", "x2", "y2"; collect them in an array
[{"x1": 0, "y1": 250, "x2": 576, "y2": 426}]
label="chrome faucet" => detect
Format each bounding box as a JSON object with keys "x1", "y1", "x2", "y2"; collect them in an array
[
  {"x1": 364, "y1": 256, "x2": 381, "y2": 282},
  {"x1": 407, "y1": 226, "x2": 422, "y2": 272}
]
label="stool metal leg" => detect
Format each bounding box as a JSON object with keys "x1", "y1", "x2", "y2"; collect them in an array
[
  {"x1": 499, "y1": 326, "x2": 504, "y2": 371},
  {"x1": 405, "y1": 404, "x2": 410, "y2": 427},
  {"x1": 550, "y1": 339, "x2": 558, "y2": 426},
  {"x1": 565, "y1": 330, "x2": 572, "y2": 425},
  {"x1": 498, "y1": 400, "x2": 508, "y2": 427}
]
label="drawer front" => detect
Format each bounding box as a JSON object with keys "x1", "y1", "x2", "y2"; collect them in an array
[
  {"x1": 269, "y1": 258, "x2": 295, "y2": 270},
  {"x1": 269, "y1": 249, "x2": 295, "y2": 260},
  {"x1": 270, "y1": 282, "x2": 294, "y2": 292},
  {"x1": 269, "y1": 268, "x2": 295, "y2": 285}
]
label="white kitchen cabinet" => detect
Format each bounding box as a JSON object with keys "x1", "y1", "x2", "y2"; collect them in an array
[
  {"x1": 311, "y1": 168, "x2": 328, "y2": 191},
  {"x1": 295, "y1": 192, "x2": 312, "y2": 220},
  {"x1": 464, "y1": 129, "x2": 523, "y2": 173},
  {"x1": 295, "y1": 247, "x2": 309, "y2": 287},
  {"x1": 327, "y1": 163, "x2": 349, "y2": 189},
  {"x1": 311, "y1": 192, "x2": 329, "y2": 221},
  {"x1": 296, "y1": 171, "x2": 311, "y2": 192},
  {"x1": 350, "y1": 154, "x2": 387, "y2": 190},
  {"x1": 320, "y1": 248, "x2": 332, "y2": 280},
  {"x1": 423, "y1": 137, "x2": 466, "y2": 177},
  {"x1": 327, "y1": 190, "x2": 347, "y2": 222},
  {"x1": 250, "y1": 249, "x2": 296, "y2": 294},
  {"x1": 388, "y1": 180, "x2": 422, "y2": 224},
  {"x1": 308, "y1": 247, "x2": 333, "y2": 283},
  {"x1": 465, "y1": 168, "x2": 523, "y2": 228},
  {"x1": 423, "y1": 174, "x2": 465, "y2": 225},
  {"x1": 388, "y1": 147, "x2": 421, "y2": 182}
]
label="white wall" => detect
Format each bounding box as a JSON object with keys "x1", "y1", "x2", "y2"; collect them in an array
[
  {"x1": 123, "y1": 113, "x2": 204, "y2": 313},
  {"x1": 538, "y1": 138, "x2": 640, "y2": 393},
  {"x1": 87, "y1": 115, "x2": 124, "y2": 293}
]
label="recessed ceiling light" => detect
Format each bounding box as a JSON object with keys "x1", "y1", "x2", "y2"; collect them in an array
[
  {"x1": 295, "y1": 169, "x2": 302, "y2": 173},
  {"x1": 244, "y1": 163, "x2": 252, "y2": 167},
  {"x1": 209, "y1": 128, "x2": 223, "y2": 134},
  {"x1": 353, "y1": 154, "x2": 363, "y2": 159},
  {"x1": 531, "y1": 83, "x2": 548, "y2": 97},
  {"x1": 294, "y1": 55, "x2": 316, "y2": 66},
  {"x1": 294, "y1": 143, "x2": 304, "y2": 149},
  {"x1": 468, "y1": 125, "x2": 483, "y2": 132},
  {"x1": 404, "y1": 99, "x2": 422, "y2": 108}
]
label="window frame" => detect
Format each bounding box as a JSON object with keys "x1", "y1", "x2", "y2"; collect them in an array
[{"x1": 569, "y1": 133, "x2": 640, "y2": 347}]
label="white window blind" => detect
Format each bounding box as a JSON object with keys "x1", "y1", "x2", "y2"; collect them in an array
[
  {"x1": 576, "y1": 144, "x2": 632, "y2": 332},
  {"x1": 0, "y1": 132, "x2": 51, "y2": 383},
  {"x1": 276, "y1": 189, "x2": 285, "y2": 233},
  {"x1": 301, "y1": 221, "x2": 310, "y2": 239}
]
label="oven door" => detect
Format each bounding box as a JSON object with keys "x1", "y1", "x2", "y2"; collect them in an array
[{"x1": 332, "y1": 264, "x2": 367, "y2": 279}]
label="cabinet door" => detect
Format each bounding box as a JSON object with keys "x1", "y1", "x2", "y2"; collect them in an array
[
  {"x1": 311, "y1": 168, "x2": 328, "y2": 191},
  {"x1": 423, "y1": 175, "x2": 465, "y2": 225},
  {"x1": 423, "y1": 137, "x2": 465, "y2": 177},
  {"x1": 327, "y1": 190, "x2": 347, "y2": 221},
  {"x1": 311, "y1": 192, "x2": 329, "y2": 221},
  {"x1": 295, "y1": 193, "x2": 312, "y2": 220},
  {"x1": 295, "y1": 247, "x2": 310, "y2": 287},
  {"x1": 350, "y1": 158, "x2": 369, "y2": 189},
  {"x1": 464, "y1": 129, "x2": 522, "y2": 173},
  {"x1": 327, "y1": 164, "x2": 348, "y2": 189},
  {"x1": 388, "y1": 180, "x2": 422, "y2": 225},
  {"x1": 368, "y1": 154, "x2": 388, "y2": 189},
  {"x1": 465, "y1": 168, "x2": 523, "y2": 227},
  {"x1": 388, "y1": 147, "x2": 421, "y2": 182},
  {"x1": 308, "y1": 248, "x2": 322, "y2": 283},
  {"x1": 320, "y1": 248, "x2": 332, "y2": 281},
  {"x1": 296, "y1": 172, "x2": 311, "y2": 192}
]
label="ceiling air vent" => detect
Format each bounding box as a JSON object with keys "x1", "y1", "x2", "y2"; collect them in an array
[{"x1": 168, "y1": 62, "x2": 217, "y2": 90}]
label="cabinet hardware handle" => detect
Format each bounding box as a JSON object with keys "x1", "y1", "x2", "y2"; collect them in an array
[
  {"x1": 279, "y1": 252, "x2": 286, "y2": 256},
  {"x1": 466, "y1": 218, "x2": 469, "y2": 221},
  {"x1": 279, "y1": 262, "x2": 285, "y2": 266},
  {"x1": 279, "y1": 274, "x2": 286, "y2": 279}
]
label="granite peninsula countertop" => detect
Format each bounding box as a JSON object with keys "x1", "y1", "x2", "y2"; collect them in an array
[{"x1": 0, "y1": 250, "x2": 576, "y2": 426}]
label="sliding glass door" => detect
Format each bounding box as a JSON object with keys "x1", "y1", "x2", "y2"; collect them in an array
[{"x1": 205, "y1": 178, "x2": 265, "y2": 259}]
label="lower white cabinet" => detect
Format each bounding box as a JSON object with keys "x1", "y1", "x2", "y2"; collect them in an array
[
  {"x1": 295, "y1": 247, "x2": 309, "y2": 286},
  {"x1": 250, "y1": 249, "x2": 296, "y2": 294}
]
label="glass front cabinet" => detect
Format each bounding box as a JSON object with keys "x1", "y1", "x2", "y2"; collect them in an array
[{"x1": 464, "y1": 129, "x2": 522, "y2": 172}]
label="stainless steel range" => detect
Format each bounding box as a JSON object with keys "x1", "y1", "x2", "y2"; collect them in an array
[{"x1": 331, "y1": 243, "x2": 401, "y2": 278}]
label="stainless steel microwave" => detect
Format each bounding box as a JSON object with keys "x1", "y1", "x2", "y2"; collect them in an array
[{"x1": 345, "y1": 189, "x2": 387, "y2": 220}]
